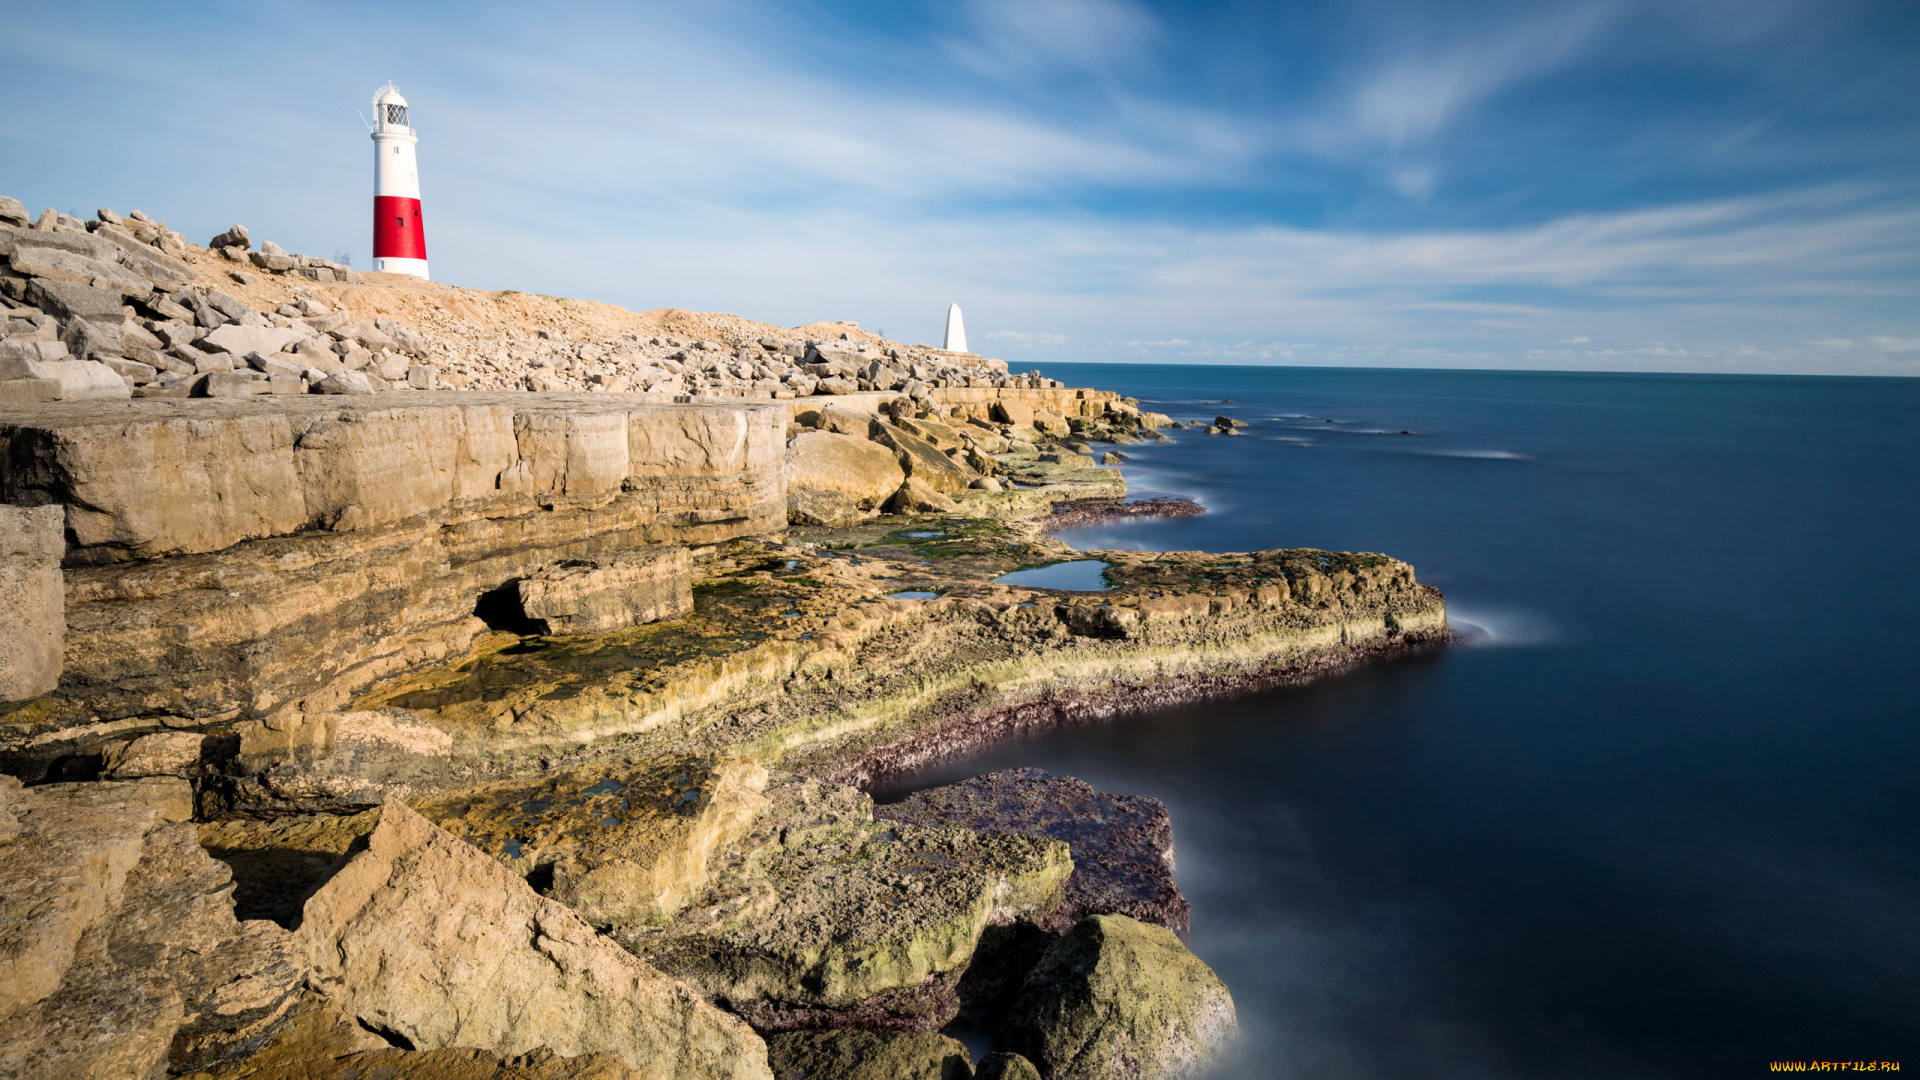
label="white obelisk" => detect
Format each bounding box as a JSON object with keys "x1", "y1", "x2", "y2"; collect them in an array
[{"x1": 943, "y1": 303, "x2": 968, "y2": 354}]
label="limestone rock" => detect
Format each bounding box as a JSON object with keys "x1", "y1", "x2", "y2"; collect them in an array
[
  {"x1": 874, "y1": 422, "x2": 977, "y2": 495},
  {"x1": 210, "y1": 225, "x2": 251, "y2": 251},
  {"x1": 200, "y1": 324, "x2": 308, "y2": 359},
  {"x1": 38, "y1": 358, "x2": 130, "y2": 399},
  {"x1": 785, "y1": 431, "x2": 904, "y2": 525},
  {"x1": 0, "y1": 783, "x2": 305, "y2": 1079},
  {"x1": 296, "y1": 799, "x2": 773, "y2": 1080},
  {"x1": 632, "y1": 775, "x2": 1072, "y2": 1033},
  {"x1": 876, "y1": 768, "x2": 1189, "y2": 934},
  {"x1": 766, "y1": 1031, "x2": 973, "y2": 1080},
  {"x1": 198, "y1": 810, "x2": 382, "y2": 926},
  {"x1": 27, "y1": 278, "x2": 128, "y2": 323},
  {"x1": 886, "y1": 476, "x2": 958, "y2": 515},
  {"x1": 8, "y1": 245, "x2": 154, "y2": 297},
  {"x1": 103, "y1": 729, "x2": 216, "y2": 779},
  {"x1": 315, "y1": 369, "x2": 373, "y2": 394},
  {"x1": 416, "y1": 752, "x2": 769, "y2": 925},
  {"x1": 0, "y1": 503, "x2": 63, "y2": 701},
  {"x1": 516, "y1": 548, "x2": 693, "y2": 634},
  {"x1": 998, "y1": 915, "x2": 1235, "y2": 1080}
]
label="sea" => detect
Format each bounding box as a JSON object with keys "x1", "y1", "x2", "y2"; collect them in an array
[{"x1": 873, "y1": 365, "x2": 1920, "y2": 1078}]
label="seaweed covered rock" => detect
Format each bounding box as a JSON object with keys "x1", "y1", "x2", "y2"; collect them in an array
[
  {"x1": 975, "y1": 1051, "x2": 1043, "y2": 1080},
  {"x1": 877, "y1": 768, "x2": 1189, "y2": 933},
  {"x1": 295, "y1": 799, "x2": 772, "y2": 1080},
  {"x1": 415, "y1": 752, "x2": 768, "y2": 925},
  {"x1": 766, "y1": 1030, "x2": 973, "y2": 1080},
  {"x1": 998, "y1": 914, "x2": 1235, "y2": 1080},
  {"x1": 630, "y1": 774, "x2": 1072, "y2": 1032}
]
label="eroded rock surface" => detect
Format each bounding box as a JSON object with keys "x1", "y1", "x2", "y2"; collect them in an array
[
  {"x1": 0, "y1": 503, "x2": 62, "y2": 702},
  {"x1": 877, "y1": 767, "x2": 1190, "y2": 934},
  {"x1": 998, "y1": 914, "x2": 1235, "y2": 1080},
  {"x1": 415, "y1": 752, "x2": 769, "y2": 924},
  {"x1": 0, "y1": 778, "x2": 304, "y2": 1079},
  {"x1": 296, "y1": 799, "x2": 772, "y2": 1080},
  {"x1": 630, "y1": 774, "x2": 1072, "y2": 1033}
]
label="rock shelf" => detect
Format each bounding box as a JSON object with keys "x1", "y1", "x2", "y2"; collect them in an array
[{"x1": 0, "y1": 196, "x2": 1447, "y2": 1080}]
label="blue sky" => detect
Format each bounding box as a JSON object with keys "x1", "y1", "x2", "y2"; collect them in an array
[{"x1": 3, "y1": 0, "x2": 1916, "y2": 373}]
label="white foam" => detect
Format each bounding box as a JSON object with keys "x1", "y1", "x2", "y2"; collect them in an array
[{"x1": 1446, "y1": 606, "x2": 1563, "y2": 648}]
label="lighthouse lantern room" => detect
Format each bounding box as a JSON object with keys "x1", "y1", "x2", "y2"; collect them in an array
[{"x1": 369, "y1": 84, "x2": 428, "y2": 279}]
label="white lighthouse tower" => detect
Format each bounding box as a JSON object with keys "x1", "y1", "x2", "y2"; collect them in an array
[
  {"x1": 943, "y1": 303, "x2": 968, "y2": 354},
  {"x1": 369, "y1": 84, "x2": 428, "y2": 279}
]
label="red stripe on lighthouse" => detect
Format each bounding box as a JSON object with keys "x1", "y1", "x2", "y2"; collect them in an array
[{"x1": 373, "y1": 196, "x2": 427, "y2": 260}]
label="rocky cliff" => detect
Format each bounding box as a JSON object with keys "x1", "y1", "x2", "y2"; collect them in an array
[{"x1": 0, "y1": 195, "x2": 1445, "y2": 1079}]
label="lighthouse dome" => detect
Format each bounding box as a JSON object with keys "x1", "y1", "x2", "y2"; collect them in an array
[{"x1": 372, "y1": 84, "x2": 411, "y2": 131}]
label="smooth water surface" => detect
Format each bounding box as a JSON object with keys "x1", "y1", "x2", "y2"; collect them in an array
[
  {"x1": 880, "y1": 366, "x2": 1920, "y2": 1078},
  {"x1": 993, "y1": 559, "x2": 1115, "y2": 592}
]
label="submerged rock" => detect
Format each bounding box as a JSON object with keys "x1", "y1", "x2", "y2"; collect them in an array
[
  {"x1": 876, "y1": 767, "x2": 1190, "y2": 934},
  {"x1": 631, "y1": 774, "x2": 1072, "y2": 1033},
  {"x1": 766, "y1": 1030, "x2": 973, "y2": 1080},
  {"x1": 998, "y1": 914, "x2": 1235, "y2": 1080},
  {"x1": 296, "y1": 799, "x2": 772, "y2": 1080}
]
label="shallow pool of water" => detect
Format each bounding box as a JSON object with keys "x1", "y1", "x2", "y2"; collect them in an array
[{"x1": 992, "y1": 560, "x2": 1113, "y2": 591}]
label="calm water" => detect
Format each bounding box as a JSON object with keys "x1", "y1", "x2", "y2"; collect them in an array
[{"x1": 880, "y1": 365, "x2": 1920, "y2": 1078}]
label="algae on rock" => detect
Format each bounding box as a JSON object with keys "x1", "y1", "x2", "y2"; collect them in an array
[
  {"x1": 629, "y1": 774, "x2": 1073, "y2": 1032},
  {"x1": 766, "y1": 1030, "x2": 973, "y2": 1080},
  {"x1": 998, "y1": 914, "x2": 1236, "y2": 1080}
]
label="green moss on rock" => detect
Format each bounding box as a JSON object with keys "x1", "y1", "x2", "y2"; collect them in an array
[
  {"x1": 998, "y1": 914, "x2": 1236, "y2": 1080},
  {"x1": 766, "y1": 1030, "x2": 973, "y2": 1080}
]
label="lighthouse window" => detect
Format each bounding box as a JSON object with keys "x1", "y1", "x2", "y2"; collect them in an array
[{"x1": 384, "y1": 104, "x2": 408, "y2": 127}]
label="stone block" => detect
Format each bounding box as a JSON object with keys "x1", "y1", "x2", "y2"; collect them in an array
[
  {"x1": 0, "y1": 503, "x2": 63, "y2": 701},
  {"x1": 247, "y1": 351, "x2": 306, "y2": 377},
  {"x1": 296, "y1": 800, "x2": 773, "y2": 1080},
  {"x1": 40, "y1": 359, "x2": 131, "y2": 400},
  {"x1": 406, "y1": 363, "x2": 438, "y2": 389},
  {"x1": 0, "y1": 378, "x2": 59, "y2": 402},
  {"x1": 197, "y1": 371, "x2": 264, "y2": 398},
  {"x1": 316, "y1": 369, "x2": 374, "y2": 395},
  {"x1": 266, "y1": 373, "x2": 306, "y2": 395},
  {"x1": 26, "y1": 279, "x2": 126, "y2": 323},
  {"x1": 200, "y1": 323, "x2": 305, "y2": 357},
  {"x1": 97, "y1": 355, "x2": 156, "y2": 382},
  {"x1": 516, "y1": 548, "x2": 693, "y2": 635},
  {"x1": 102, "y1": 731, "x2": 211, "y2": 779}
]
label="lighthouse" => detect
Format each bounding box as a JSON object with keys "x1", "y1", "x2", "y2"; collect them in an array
[
  {"x1": 369, "y1": 84, "x2": 428, "y2": 279},
  {"x1": 943, "y1": 303, "x2": 968, "y2": 354}
]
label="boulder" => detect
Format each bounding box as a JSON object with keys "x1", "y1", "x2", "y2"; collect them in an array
[
  {"x1": 633, "y1": 775, "x2": 1072, "y2": 1033},
  {"x1": 998, "y1": 915, "x2": 1235, "y2": 1080},
  {"x1": 26, "y1": 279, "x2": 127, "y2": 324},
  {"x1": 785, "y1": 431, "x2": 906, "y2": 525},
  {"x1": 417, "y1": 752, "x2": 768, "y2": 925},
  {"x1": 296, "y1": 799, "x2": 773, "y2": 1080},
  {"x1": 886, "y1": 476, "x2": 958, "y2": 515},
  {"x1": 200, "y1": 323, "x2": 307, "y2": 358},
  {"x1": 766, "y1": 1031, "x2": 973, "y2": 1080},
  {"x1": 39, "y1": 358, "x2": 130, "y2": 400},
  {"x1": 976, "y1": 1051, "x2": 1043, "y2": 1080},
  {"x1": 991, "y1": 400, "x2": 1033, "y2": 427},
  {"x1": 874, "y1": 423, "x2": 977, "y2": 495},
  {"x1": 0, "y1": 782, "x2": 305, "y2": 1078},
  {"x1": 0, "y1": 504, "x2": 62, "y2": 701},
  {"x1": 8, "y1": 245, "x2": 154, "y2": 297},
  {"x1": 876, "y1": 768, "x2": 1190, "y2": 933},
  {"x1": 812, "y1": 402, "x2": 873, "y2": 436},
  {"x1": 209, "y1": 225, "x2": 251, "y2": 251},
  {"x1": 315, "y1": 369, "x2": 374, "y2": 394},
  {"x1": 515, "y1": 548, "x2": 693, "y2": 634}
]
